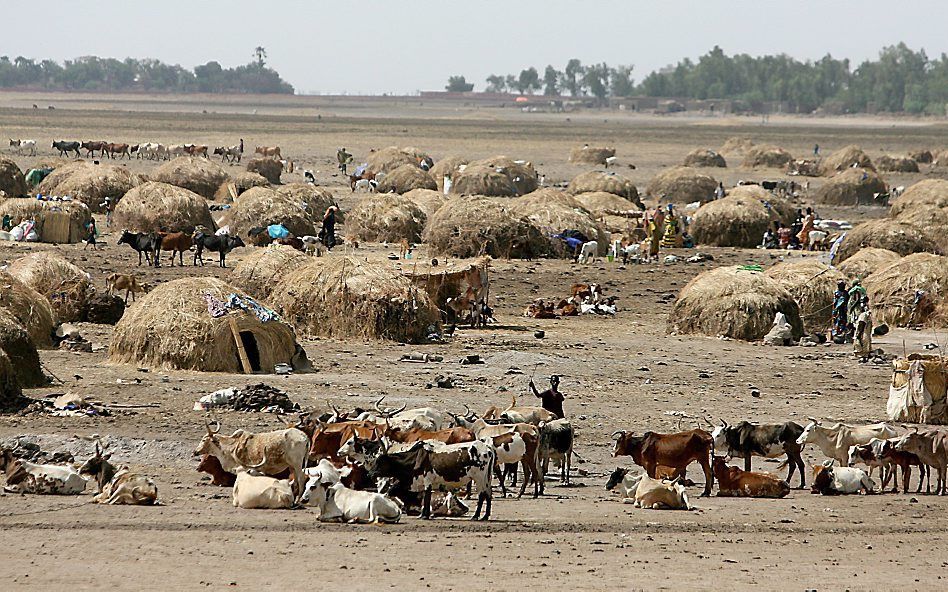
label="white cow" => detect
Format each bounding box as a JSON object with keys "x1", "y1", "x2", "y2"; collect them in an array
[
  {"x1": 2, "y1": 460, "x2": 87, "y2": 495},
  {"x1": 306, "y1": 480, "x2": 402, "y2": 523},
  {"x1": 812, "y1": 460, "x2": 876, "y2": 494},
  {"x1": 231, "y1": 470, "x2": 295, "y2": 509},
  {"x1": 797, "y1": 419, "x2": 898, "y2": 466},
  {"x1": 628, "y1": 473, "x2": 690, "y2": 509},
  {"x1": 10, "y1": 139, "x2": 36, "y2": 156}
]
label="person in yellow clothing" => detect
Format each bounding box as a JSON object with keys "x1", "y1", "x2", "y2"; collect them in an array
[{"x1": 661, "y1": 204, "x2": 681, "y2": 248}]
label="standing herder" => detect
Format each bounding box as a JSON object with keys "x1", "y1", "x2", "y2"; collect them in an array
[
  {"x1": 529, "y1": 375, "x2": 565, "y2": 419},
  {"x1": 336, "y1": 148, "x2": 352, "y2": 175},
  {"x1": 853, "y1": 296, "x2": 872, "y2": 356},
  {"x1": 714, "y1": 182, "x2": 725, "y2": 201},
  {"x1": 83, "y1": 218, "x2": 98, "y2": 250},
  {"x1": 661, "y1": 204, "x2": 681, "y2": 249},
  {"x1": 847, "y1": 281, "x2": 867, "y2": 330},
  {"x1": 319, "y1": 205, "x2": 338, "y2": 250},
  {"x1": 830, "y1": 280, "x2": 851, "y2": 343},
  {"x1": 796, "y1": 207, "x2": 815, "y2": 248}
]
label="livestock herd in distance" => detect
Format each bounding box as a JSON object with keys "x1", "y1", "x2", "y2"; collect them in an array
[{"x1": 9, "y1": 137, "x2": 276, "y2": 162}]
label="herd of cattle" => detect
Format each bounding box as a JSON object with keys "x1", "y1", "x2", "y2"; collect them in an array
[
  {"x1": 2, "y1": 391, "x2": 947, "y2": 520},
  {"x1": 9, "y1": 138, "x2": 280, "y2": 163}
]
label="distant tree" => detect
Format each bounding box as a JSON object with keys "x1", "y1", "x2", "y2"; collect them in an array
[
  {"x1": 543, "y1": 65, "x2": 560, "y2": 96},
  {"x1": 516, "y1": 67, "x2": 541, "y2": 94},
  {"x1": 485, "y1": 74, "x2": 507, "y2": 93},
  {"x1": 253, "y1": 46, "x2": 267, "y2": 67},
  {"x1": 445, "y1": 75, "x2": 474, "y2": 92},
  {"x1": 584, "y1": 63, "x2": 611, "y2": 102},
  {"x1": 610, "y1": 65, "x2": 634, "y2": 97},
  {"x1": 563, "y1": 59, "x2": 583, "y2": 96},
  {"x1": 505, "y1": 74, "x2": 518, "y2": 93}
]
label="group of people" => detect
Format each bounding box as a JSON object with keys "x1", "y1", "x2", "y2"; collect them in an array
[
  {"x1": 832, "y1": 280, "x2": 873, "y2": 355},
  {"x1": 644, "y1": 203, "x2": 693, "y2": 260},
  {"x1": 761, "y1": 207, "x2": 817, "y2": 250}
]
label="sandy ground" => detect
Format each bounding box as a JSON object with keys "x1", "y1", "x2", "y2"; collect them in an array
[{"x1": 1, "y1": 94, "x2": 948, "y2": 590}]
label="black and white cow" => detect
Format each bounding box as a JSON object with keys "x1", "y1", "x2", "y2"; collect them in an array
[{"x1": 710, "y1": 420, "x2": 806, "y2": 488}]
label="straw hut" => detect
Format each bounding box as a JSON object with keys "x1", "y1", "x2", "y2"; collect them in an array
[
  {"x1": 375, "y1": 164, "x2": 437, "y2": 194},
  {"x1": 910, "y1": 150, "x2": 933, "y2": 164},
  {"x1": 573, "y1": 191, "x2": 639, "y2": 214},
  {"x1": 35, "y1": 161, "x2": 141, "y2": 212},
  {"x1": 865, "y1": 253, "x2": 948, "y2": 327},
  {"x1": 814, "y1": 168, "x2": 887, "y2": 206},
  {"x1": 0, "y1": 157, "x2": 28, "y2": 197},
  {"x1": 113, "y1": 181, "x2": 215, "y2": 234},
  {"x1": 877, "y1": 155, "x2": 920, "y2": 173},
  {"x1": 0, "y1": 270, "x2": 56, "y2": 347},
  {"x1": 214, "y1": 172, "x2": 269, "y2": 200},
  {"x1": 645, "y1": 166, "x2": 717, "y2": 203},
  {"x1": 269, "y1": 257, "x2": 441, "y2": 343},
  {"x1": 230, "y1": 245, "x2": 310, "y2": 301},
  {"x1": 821, "y1": 145, "x2": 874, "y2": 175},
  {"x1": 765, "y1": 260, "x2": 846, "y2": 333},
  {"x1": 275, "y1": 183, "x2": 338, "y2": 218},
  {"x1": 667, "y1": 266, "x2": 804, "y2": 341},
  {"x1": 403, "y1": 256, "x2": 490, "y2": 318},
  {"x1": 509, "y1": 189, "x2": 607, "y2": 255},
  {"x1": 430, "y1": 156, "x2": 468, "y2": 192},
  {"x1": 346, "y1": 193, "x2": 427, "y2": 243},
  {"x1": 569, "y1": 146, "x2": 615, "y2": 165},
  {"x1": 0, "y1": 198, "x2": 92, "y2": 243},
  {"x1": 836, "y1": 247, "x2": 901, "y2": 280},
  {"x1": 719, "y1": 137, "x2": 754, "y2": 156},
  {"x1": 0, "y1": 348, "x2": 23, "y2": 411},
  {"x1": 223, "y1": 186, "x2": 317, "y2": 238},
  {"x1": 246, "y1": 158, "x2": 282, "y2": 184},
  {"x1": 568, "y1": 170, "x2": 641, "y2": 205},
  {"x1": 8, "y1": 252, "x2": 91, "y2": 323},
  {"x1": 0, "y1": 309, "x2": 44, "y2": 390},
  {"x1": 889, "y1": 179, "x2": 948, "y2": 250},
  {"x1": 741, "y1": 146, "x2": 793, "y2": 168},
  {"x1": 403, "y1": 188, "x2": 446, "y2": 218},
  {"x1": 691, "y1": 194, "x2": 779, "y2": 248},
  {"x1": 366, "y1": 146, "x2": 429, "y2": 174},
  {"x1": 450, "y1": 156, "x2": 538, "y2": 197},
  {"x1": 835, "y1": 219, "x2": 938, "y2": 263},
  {"x1": 109, "y1": 277, "x2": 300, "y2": 373},
  {"x1": 152, "y1": 157, "x2": 230, "y2": 199},
  {"x1": 424, "y1": 197, "x2": 549, "y2": 259},
  {"x1": 683, "y1": 148, "x2": 726, "y2": 168}
]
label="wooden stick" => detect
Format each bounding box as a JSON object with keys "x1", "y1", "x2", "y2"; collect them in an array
[{"x1": 228, "y1": 316, "x2": 252, "y2": 374}]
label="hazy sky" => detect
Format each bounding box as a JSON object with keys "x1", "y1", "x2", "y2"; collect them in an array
[{"x1": 4, "y1": 1, "x2": 948, "y2": 95}]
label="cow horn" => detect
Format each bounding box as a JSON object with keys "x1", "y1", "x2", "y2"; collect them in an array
[
  {"x1": 374, "y1": 396, "x2": 387, "y2": 414},
  {"x1": 328, "y1": 401, "x2": 342, "y2": 417},
  {"x1": 244, "y1": 451, "x2": 268, "y2": 469},
  {"x1": 611, "y1": 430, "x2": 624, "y2": 441},
  {"x1": 210, "y1": 419, "x2": 222, "y2": 434},
  {"x1": 807, "y1": 416, "x2": 819, "y2": 424},
  {"x1": 204, "y1": 417, "x2": 213, "y2": 436}
]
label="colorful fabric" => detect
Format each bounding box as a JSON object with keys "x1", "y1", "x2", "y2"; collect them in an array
[{"x1": 204, "y1": 292, "x2": 279, "y2": 323}]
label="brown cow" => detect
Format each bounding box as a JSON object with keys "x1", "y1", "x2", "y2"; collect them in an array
[
  {"x1": 185, "y1": 144, "x2": 209, "y2": 158},
  {"x1": 255, "y1": 146, "x2": 282, "y2": 159},
  {"x1": 104, "y1": 143, "x2": 131, "y2": 159},
  {"x1": 157, "y1": 231, "x2": 193, "y2": 266},
  {"x1": 81, "y1": 140, "x2": 107, "y2": 157},
  {"x1": 880, "y1": 440, "x2": 929, "y2": 494},
  {"x1": 712, "y1": 457, "x2": 790, "y2": 498},
  {"x1": 384, "y1": 426, "x2": 475, "y2": 445},
  {"x1": 613, "y1": 429, "x2": 714, "y2": 496},
  {"x1": 308, "y1": 420, "x2": 381, "y2": 461},
  {"x1": 197, "y1": 454, "x2": 237, "y2": 486}
]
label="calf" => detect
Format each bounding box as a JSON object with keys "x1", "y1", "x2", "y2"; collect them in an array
[
  {"x1": 305, "y1": 480, "x2": 402, "y2": 523},
  {"x1": 711, "y1": 420, "x2": 806, "y2": 488},
  {"x1": 811, "y1": 461, "x2": 876, "y2": 495},
  {"x1": 106, "y1": 273, "x2": 147, "y2": 303},
  {"x1": 481, "y1": 431, "x2": 540, "y2": 498},
  {"x1": 117, "y1": 230, "x2": 161, "y2": 266},
  {"x1": 613, "y1": 428, "x2": 714, "y2": 496},
  {"x1": 197, "y1": 454, "x2": 237, "y2": 487},
  {"x1": 894, "y1": 429, "x2": 948, "y2": 495},
  {"x1": 712, "y1": 456, "x2": 790, "y2": 498},
  {"x1": 539, "y1": 418, "x2": 573, "y2": 491},
  {"x1": 605, "y1": 467, "x2": 642, "y2": 502},
  {"x1": 78, "y1": 443, "x2": 158, "y2": 505},
  {"x1": 797, "y1": 419, "x2": 897, "y2": 466},
  {"x1": 193, "y1": 232, "x2": 244, "y2": 267},
  {"x1": 880, "y1": 440, "x2": 929, "y2": 494},
  {"x1": 232, "y1": 470, "x2": 295, "y2": 509},
  {"x1": 157, "y1": 231, "x2": 192, "y2": 266}
]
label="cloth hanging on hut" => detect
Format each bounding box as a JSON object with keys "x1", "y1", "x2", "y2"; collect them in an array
[{"x1": 203, "y1": 292, "x2": 278, "y2": 323}]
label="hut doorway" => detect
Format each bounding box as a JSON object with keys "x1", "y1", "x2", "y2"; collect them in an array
[{"x1": 238, "y1": 331, "x2": 262, "y2": 372}]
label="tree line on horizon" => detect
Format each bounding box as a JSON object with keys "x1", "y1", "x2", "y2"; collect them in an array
[
  {"x1": 446, "y1": 43, "x2": 948, "y2": 115},
  {"x1": 0, "y1": 48, "x2": 293, "y2": 94}
]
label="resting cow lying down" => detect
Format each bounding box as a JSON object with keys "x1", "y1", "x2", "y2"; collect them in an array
[{"x1": 811, "y1": 461, "x2": 876, "y2": 495}]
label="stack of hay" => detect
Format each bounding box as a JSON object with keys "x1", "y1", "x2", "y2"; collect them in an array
[
  {"x1": 246, "y1": 158, "x2": 282, "y2": 184},
  {"x1": 113, "y1": 181, "x2": 216, "y2": 233},
  {"x1": 403, "y1": 188, "x2": 446, "y2": 218},
  {"x1": 765, "y1": 260, "x2": 846, "y2": 333},
  {"x1": 509, "y1": 189, "x2": 607, "y2": 255},
  {"x1": 450, "y1": 156, "x2": 538, "y2": 197},
  {"x1": 645, "y1": 166, "x2": 717, "y2": 203},
  {"x1": 877, "y1": 155, "x2": 920, "y2": 173},
  {"x1": 0, "y1": 157, "x2": 28, "y2": 197},
  {"x1": 837, "y1": 247, "x2": 901, "y2": 280},
  {"x1": 820, "y1": 145, "x2": 874, "y2": 175},
  {"x1": 429, "y1": 156, "x2": 468, "y2": 192},
  {"x1": 864, "y1": 253, "x2": 948, "y2": 327},
  {"x1": 424, "y1": 197, "x2": 548, "y2": 259},
  {"x1": 366, "y1": 146, "x2": 429, "y2": 174},
  {"x1": 719, "y1": 137, "x2": 754, "y2": 156},
  {"x1": 814, "y1": 168, "x2": 887, "y2": 206},
  {"x1": 568, "y1": 170, "x2": 641, "y2": 206},
  {"x1": 345, "y1": 193, "x2": 427, "y2": 243},
  {"x1": 834, "y1": 219, "x2": 938, "y2": 262},
  {"x1": 683, "y1": 148, "x2": 726, "y2": 168},
  {"x1": 569, "y1": 146, "x2": 615, "y2": 165},
  {"x1": 741, "y1": 146, "x2": 793, "y2": 168},
  {"x1": 269, "y1": 257, "x2": 441, "y2": 343},
  {"x1": 888, "y1": 179, "x2": 948, "y2": 251},
  {"x1": 110, "y1": 277, "x2": 300, "y2": 372},
  {"x1": 8, "y1": 252, "x2": 91, "y2": 323},
  {"x1": 152, "y1": 157, "x2": 230, "y2": 199},
  {"x1": 230, "y1": 245, "x2": 311, "y2": 301},
  {"x1": 666, "y1": 266, "x2": 804, "y2": 341},
  {"x1": 376, "y1": 164, "x2": 437, "y2": 194},
  {"x1": 0, "y1": 198, "x2": 92, "y2": 243},
  {"x1": 223, "y1": 186, "x2": 318, "y2": 238},
  {"x1": 36, "y1": 161, "x2": 141, "y2": 212}
]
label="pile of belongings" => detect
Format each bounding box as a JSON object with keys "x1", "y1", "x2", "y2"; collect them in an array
[
  {"x1": 763, "y1": 312, "x2": 795, "y2": 346},
  {"x1": 194, "y1": 383, "x2": 299, "y2": 414},
  {"x1": 20, "y1": 392, "x2": 110, "y2": 417},
  {"x1": 524, "y1": 282, "x2": 617, "y2": 318},
  {"x1": 9, "y1": 219, "x2": 38, "y2": 241}
]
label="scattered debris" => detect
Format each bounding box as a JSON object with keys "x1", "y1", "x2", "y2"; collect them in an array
[
  {"x1": 686, "y1": 253, "x2": 714, "y2": 263},
  {"x1": 399, "y1": 353, "x2": 444, "y2": 363},
  {"x1": 460, "y1": 355, "x2": 484, "y2": 365},
  {"x1": 194, "y1": 383, "x2": 299, "y2": 413}
]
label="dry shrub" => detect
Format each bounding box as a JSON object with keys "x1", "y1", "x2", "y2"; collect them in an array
[
  {"x1": 430, "y1": 156, "x2": 468, "y2": 192},
  {"x1": 765, "y1": 260, "x2": 846, "y2": 332},
  {"x1": 450, "y1": 156, "x2": 538, "y2": 197},
  {"x1": 275, "y1": 183, "x2": 338, "y2": 217},
  {"x1": 865, "y1": 253, "x2": 948, "y2": 327},
  {"x1": 0, "y1": 309, "x2": 44, "y2": 389},
  {"x1": 229, "y1": 245, "x2": 310, "y2": 301},
  {"x1": 366, "y1": 146, "x2": 429, "y2": 174},
  {"x1": 814, "y1": 168, "x2": 887, "y2": 206},
  {"x1": 224, "y1": 186, "x2": 317, "y2": 237},
  {"x1": 835, "y1": 219, "x2": 938, "y2": 263},
  {"x1": 568, "y1": 170, "x2": 641, "y2": 205},
  {"x1": 0, "y1": 270, "x2": 55, "y2": 347},
  {"x1": 0, "y1": 198, "x2": 92, "y2": 243},
  {"x1": 821, "y1": 145, "x2": 874, "y2": 175},
  {"x1": 691, "y1": 194, "x2": 778, "y2": 247},
  {"x1": 720, "y1": 136, "x2": 754, "y2": 155},
  {"x1": 36, "y1": 161, "x2": 141, "y2": 212},
  {"x1": 403, "y1": 188, "x2": 446, "y2": 218},
  {"x1": 109, "y1": 277, "x2": 298, "y2": 372},
  {"x1": 667, "y1": 266, "x2": 804, "y2": 341},
  {"x1": 0, "y1": 157, "x2": 28, "y2": 197},
  {"x1": 877, "y1": 155, "x2": 919, "y2": 173},
  {"x1": 683, "y1": 148, "x2": 726, "y2": 168},
  {"x1": 836, "y1": 247, "x2": 901, "y2": 280},
  {"x1": 424, "y1": 197, "x2": 549, "y2": 259},
  {"x1": 376, "y1": 164, "x2": 437, "y2": 194},
  {"x1": 269, "y1": 257, "x2": 441, "y2": 343},
  {"x1": 152, "y1": 157, "x2": 229, "y2": 199},
  {"x1": 8, "y1": 252, "x2": 90, "y2": 323},
  {"x1": 910, "y1": 150, "x2": 933, "y2": 164},
  {"x1": 645, "y1": 166, "x2": 717, "y2": 202},
  {"x1": 742, "y1": 146, "x2": 793, "y2": 168},
  {"x1": 346, "y1": 193, "x2": 427, "y2": 243},
  {"x1": 510, "y1": 189, "x2": 607, "y2": 254},
  {"x1": 246, "y1": 158, "x2": 282, "y2": 184},
  {"x1": 569, "y1": 146, "x2": 615, "y2": 165},
  {"x1": 113, "y1": 181, "x2": 215, "y2": 233}
]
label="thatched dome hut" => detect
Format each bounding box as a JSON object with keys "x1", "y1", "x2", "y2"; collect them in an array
[
  {"x1": 574, "y1": 191, "x2": 639, "y2": 214},
  {"x1": 346, "y1": 193, "x2": 427, "y2": 243},
  {"x1": 569, "y1": 146, "x2": 615, "y2": 165},
  {"x1": 765, "y1": 260, "x2": 846, "y2": 332},
  {"x1": 0, "y1": 198, "x2": 92, "y2": 243},
  {"x1": 0, "y1": 348, "x2": 23, "y2": 412},
  {"x1": 837, "y1": 247, "x2": 901, "y2": 280},
  {"x1": 741, "y1": 146, "x2": 793, "y2": 168},
  {"x1": 821, "y1": 145, "x2": 874, "y2": 175},
  {"x1": 645, "y1": 166, "x2": 717, "y2": 203},
  {"x1": 152, "y1": 157, "x2": 229, "y2": 199},
  {"x1": 36, "y1": 161, "x2": 141, "y2": 212},
  {"x1": 424, "y1": 197, "x2": 549, "y2": 259},
  {"x1": 8, "y1": 252, "x2": 91, "y2": 323},
  {"x1": 568, "y1": 170, "x2": 641, "y2": 205},
  {"x1": 509, "y1": 190, "x2": 607, "y2": 255},
  {"x1": 403, "y1": 188, "x2": 446, "y2": 218},
  {"x1": 0, "y1": 270, "x2": 55, "y2": 347},
  {"x1": 683, "y1": 149, "x2": 726, "y2": 168},
  {"x1": 865, "y1": 253, "x2": 948, "y2": 327},
  {"x1": 450, "y1": 156, "x2": 538, "y2": 197},
  {"x1": 0, "y1": 157, "x2": 28, "y2": 198},
  {"x1": 246, "y1": 158, "x2": 282, "y2": 184},
  {"x1": 814, "y1": 168, "x2": 887, "y2": 206},
  {"x1": 719, "y1": 137, "x2": 754, "y2": 156},
  {"x1": 376, "y1": 164, "x2": 437, "y2": 194},
  {"x1": 109, "y1": 277, "x2": 299, "y2": 373},
  {"x1": 275, "y1": 183, "x2": 337, "y2": 218},
  {"x1": 667, "y1": 266, "x2": 804, "y2": 341},
  {"x1": 889, "y1": 179, "x2": 948, "y2": 250},
  {"x1": 223, "y1": 186, "x2": 317, "y2": 238},
  {"x1": 269, "y1": 257, "x2": 441, "y2": 343},
  {"x1": 430, "y1": 156, "x2": 468, "y2": 192},
  {"x1": 691, "y1": 194, "x2": 779, "y2": 248},
  {"x1": 113, "y1": 181, "x2": 215, "y2": 234},
  {"x1": 910, "y1": 150, "x2": 933, "y2": 164},
  {"x1": 877, "y1": 155, "x2": 920, "y2": 173},
  {"x1": 230, "y1": 245, "x2": 310, "y2": 301},
  {"x1": 366, "y1": 146, "x2": 429, "y2": 174},
  {"x1": 214, "y1": 172, "x2": 269, "y2": 200},
  {"x1": 0, "y1": 309, "x2": 44, "y2": 389},
  {"x1": 729, "y1": 185, "x2": 796, "y2": 222},
  {"x1": 835, "y1": 219, "x2": 938, "y2": 263}
]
